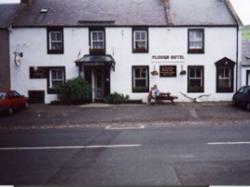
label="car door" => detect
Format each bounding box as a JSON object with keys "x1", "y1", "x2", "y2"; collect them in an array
[
  {"x1": 12, "y1": 91, "x2": 24, "y2": 108},
  {"x1": 234, "y1": 87, "x2": 245, "y2": 106}
]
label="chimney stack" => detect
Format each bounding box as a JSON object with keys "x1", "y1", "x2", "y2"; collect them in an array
[{"x1": 21, "y1": 0, "x2": 32, "y2": 4}]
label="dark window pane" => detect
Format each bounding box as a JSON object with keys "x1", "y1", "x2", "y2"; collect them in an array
[
  {"x1": 135, "y1": 80, "x2": 146, "y2": 88},
  {"x1": 135, "y1": 69, "x2": 141, "y2": 77}
]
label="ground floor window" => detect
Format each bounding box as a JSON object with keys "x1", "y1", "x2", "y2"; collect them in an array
[
  {"x1": 217, "y1": 67, "x2": 233, "y2": 92},
  {"x1": 132, "y1": 66, "x2": 149, "y2": 92},
  {"x1": 188, "y1": 66, "x2": 204, "y2": 93},
  {"x1": 49, "y1": 68, "x2": 65, "y2": 91},
  {"x1": 215, "y1": 57, "x2": 235, "y2": 93}
]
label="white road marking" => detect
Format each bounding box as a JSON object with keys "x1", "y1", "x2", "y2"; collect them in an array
[
  {"x1": 105, "y1": 125, "x2": 145, "y2": 130},
  {"x1": 0, "y1": 144, "x2": 142, "y2": 151},
  {"x1": 208, "y1": 141, "x2": 250, "y2": 145}
]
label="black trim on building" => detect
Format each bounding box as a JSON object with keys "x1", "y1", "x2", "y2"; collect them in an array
[
  {"x1": 187, "y1": 66, "x2": 204, "y2": 93},
  {"x1": 89, "y1": 27, "x2": 106, "y2": 55},
  {"x1": 187, "y1": 28, "x2": 205, "y2": 54},
  {"x1": 47, "y1": 27, "x2": 64, "y2": 54},
  {"x1": 246, "y1": 70, "x2": 250, "y2": 86},
  {"x1": 132, "y1": 65, "x2": 149, "y2": 93},
  {"x1": 132, "y1": 27, "x2": 149, "y2": 53},
  {"x1": 215, "y1": 57, "x2": 235, "y2": 93},
  {"x1": 29, "y1": 66, "x2": 65, "y2": 94}
]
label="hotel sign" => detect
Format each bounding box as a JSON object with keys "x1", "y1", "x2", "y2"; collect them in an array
[
  {"x1": 152, "y1": 55, "x2": 185, "y2": 62},
  {"x1": 160, "y1": 65, "x2": 177, "y2": 77}
]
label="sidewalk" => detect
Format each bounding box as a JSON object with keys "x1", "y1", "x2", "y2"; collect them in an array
[{"x1": 0, "y1": 103, "x2": 249, "y2": 129}]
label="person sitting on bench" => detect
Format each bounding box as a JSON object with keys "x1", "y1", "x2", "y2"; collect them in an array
[{"x1": 148, "y1": 84, "x2": 160, "y2": 103}]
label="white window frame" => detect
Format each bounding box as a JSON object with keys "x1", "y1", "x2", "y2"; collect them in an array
[
  {"x1": 49, "y1": 69, "x2": 65, "y2": 89},
  {"x1": 218, "y1": 67, "x2": 232, "y2": 88},
  {"x1": 188, "y1": 66, "x2": 204, "y2": 92},
  {"x1": 133, "y1": 30, "x2": 148, "y2": 51},
  {"x1": 90, "y1": 30, "x2": 105, "y2": 49},
  {"x1": 188, "y1": 29, "x2": 204, "y2": 50},
  {"x1": 49, "y1": 30, "x2": 63, "y2": 51}
]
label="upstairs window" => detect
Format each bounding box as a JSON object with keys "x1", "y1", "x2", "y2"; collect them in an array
[
  {"x1": 133, "y1": 28, "x2": 148, "y2": 53},
  {"x1": 47, "y1": 27, "x2": 64, "y2": 54},
  {"x1": 90, "y1": 29, "x2": 105, "y2": 55},
  {"x1": 188, "y1": 29, "x2": 204, "y2": 54}
]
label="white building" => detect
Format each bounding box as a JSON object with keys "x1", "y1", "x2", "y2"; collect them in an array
[
  {"x1": 240, "y1": 26, "x2": 250, "y2": 86},
  {"x1": 9, "y1": 0, "x2": 240, "y2": 103}
]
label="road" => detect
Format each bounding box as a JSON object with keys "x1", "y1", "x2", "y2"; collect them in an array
[{"x1": 0, "y1": 123, "x2": 250, "y2": 185}]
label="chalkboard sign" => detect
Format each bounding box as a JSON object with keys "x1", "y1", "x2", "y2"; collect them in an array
[
  {"x1": 30, "y1": 67, "x2": 48, "y2": 79},
  {"x1": 160, "y1": 66, "x2": 177, "y2": 77}
]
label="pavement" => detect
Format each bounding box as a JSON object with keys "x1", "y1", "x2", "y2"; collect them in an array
[
  {"x1": 0, "y1": 123, "x2": 250, "y2": 185},
  {"x1": 0, "y1": 103, "x2": 249, "y2": 130}
]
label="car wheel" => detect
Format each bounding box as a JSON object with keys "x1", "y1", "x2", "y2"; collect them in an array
[
  {"x1": 246, "y1": 103, "x2": 250, "y2": 112},
  {"x1": 8, "y1": 107, "x2": 14, "y2": 115},
  {"x1": 24, "y1": 102, "x2": 29, "y2": 109}
]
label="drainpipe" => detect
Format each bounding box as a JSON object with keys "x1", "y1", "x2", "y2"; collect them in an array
[{"x1": 236, "y1": 26, "x2": 239, "y2": 90}]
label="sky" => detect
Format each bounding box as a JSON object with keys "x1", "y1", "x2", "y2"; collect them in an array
[{"x1": 0, "y1": 0, "x2": 250, "y2": 25}]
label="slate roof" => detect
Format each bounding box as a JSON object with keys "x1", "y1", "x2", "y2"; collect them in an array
[
  {"x1": 11, "y1": 0, "x2": 237, "y2": 27},
  {"x1": 0, "y1": 3, "x2": 19, "y2": 29},
  {"x1": 169, "y1": 0, "x2": 237, "y2": 26},
  {"x1": 12, "y1": 0, "x2": 167, "y2": 26}
]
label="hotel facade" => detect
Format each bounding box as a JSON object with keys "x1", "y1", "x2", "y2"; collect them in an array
[{"x1": 6, "y1": 0, "x2": 240, "y2": 103}]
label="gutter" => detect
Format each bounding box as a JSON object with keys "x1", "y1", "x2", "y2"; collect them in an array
[{"x1": 224, "y1": 0, "x2": 243, "y2": 90}]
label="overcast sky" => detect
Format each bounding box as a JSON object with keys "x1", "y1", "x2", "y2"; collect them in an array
[{"x1": 0, "y1": 0, "x2": 250, "y2": 25}]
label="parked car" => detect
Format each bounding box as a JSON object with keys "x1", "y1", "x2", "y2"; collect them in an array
[
  {"x1": 0, "y1": 90, "x2": 29, "y2": 115},
  {"x1": 232, "y1": 86, "x2": 250, "y2": 111}
]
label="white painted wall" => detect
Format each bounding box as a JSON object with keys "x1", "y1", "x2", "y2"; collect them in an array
[
  {"x1": 10, "y1": 27, "x2": 237, "y2": 103},
  {"x1": 9, "y1": 28, "x2": 89, "y2": 103},
  {"x1": 107, "y1": 27, "x2": 238, "y2": 102}
]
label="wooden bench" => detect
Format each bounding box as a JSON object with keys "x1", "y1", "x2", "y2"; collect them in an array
[{"x1": 148, "y1": 92, "x2": 178, "y2": 104}]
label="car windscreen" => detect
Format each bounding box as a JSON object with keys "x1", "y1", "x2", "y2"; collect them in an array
[{"x1": 0, "y1": 92, "x2": 6, "y2": 100}]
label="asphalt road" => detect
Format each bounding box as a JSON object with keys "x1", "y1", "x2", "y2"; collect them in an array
[{"x1": 0, "y1": 123, "x2": 250, "y2": 185}]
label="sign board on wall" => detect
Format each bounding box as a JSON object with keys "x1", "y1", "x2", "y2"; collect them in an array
[
  {"x1": 152, "y1": 55, "x2": 185, "y2": 63},
  {"x1": 160, "y1": 65, "x2": 177, "y2": 77}
]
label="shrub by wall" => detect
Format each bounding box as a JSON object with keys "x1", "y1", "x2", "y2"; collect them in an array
[{"x1": 57, "y1": 77, "x2": 91, "y2": 104}]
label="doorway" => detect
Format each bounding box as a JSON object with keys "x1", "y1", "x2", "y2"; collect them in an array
[
  {"x1": 83, "y1": 66, "x2": 110, "y2": 102},
  {"x1": 95, "y1": 68, "x2": 105, "y2": 101}
]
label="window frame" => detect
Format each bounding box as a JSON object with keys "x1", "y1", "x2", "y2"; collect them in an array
[
  {"x1": 188, "y1": 66, "x2": 204, "y2": 93},
  {"x1": 89, "y1": 27, "x2": 106, "y2": 55},
  {"x1": 216, "y1": 58, "x2": 235, "y2": 93},
  {"x1": 188, "y1": 29, "x2": 204, "y2": 54},
  {"x1": 132, "y1": 27, "x2": 149, "y2": 53},
  {"x1": 48, "y1": 67, "x2": 65, "y2": 94},
  {"x1": 132, "y1": 66, "x2": 149, "y2": 93},
  {"x1": 47, "y1": 27, "x2": 64, "y2": 54}
]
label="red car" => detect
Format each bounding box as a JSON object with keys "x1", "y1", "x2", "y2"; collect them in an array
[{"x1": 0, "y1": 90, "x2": 29, "y2": 115}]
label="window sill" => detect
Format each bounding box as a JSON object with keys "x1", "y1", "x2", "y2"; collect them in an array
[
  {"x1": 188, "y1": 89, "x2": 204, "y2": 93},
  {"x1": 48, "y1": 50, "x2": 64, "y2": 54},
  {"x1": 47, "y1": 89, "x2": 59, "y2": 94},
  {"x1": 89, "y1": 49, "x2": 105, "y2": 55},
  {"x1": 133, "y1": 48, "x2": 148, "y2": 53},
  {"x1": 188, "y1": 49, "x2": 204, "y2": 54},
  {"x1": 132, "y1": 88, "x2": 149, "y2": 93}
]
